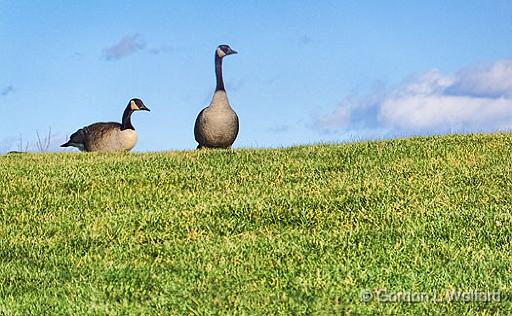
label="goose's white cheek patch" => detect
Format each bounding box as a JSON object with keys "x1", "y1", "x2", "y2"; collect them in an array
[{"x1": 217, "y1": 48, "x2": 226, "y2": 58}]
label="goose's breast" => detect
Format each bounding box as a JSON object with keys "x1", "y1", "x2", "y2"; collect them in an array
[
  {"x1": 117, "y1": 129, "x2": 138, "y2": 151},
  {"x1": 208, "y1": 107, "x2": 238, "y2": 127},
  {"x1": 88, "y1": 129, "x2": 138, "y2": 152},
  {"x1": 199, "y1": 107, "x2": 239, "y2": 145}
]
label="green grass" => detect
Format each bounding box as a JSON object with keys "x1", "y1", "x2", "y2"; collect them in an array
[{"x1": 1, "y1": 133, "x2": 511, "y2": 315}]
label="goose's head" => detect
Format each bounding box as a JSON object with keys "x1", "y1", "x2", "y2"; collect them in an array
[
  {"x1": 128, "y1": 98, "x2": 150, "y2": 112},
  {"x1": 216, "y1": 44, "x2": 237, "y2": 58}
]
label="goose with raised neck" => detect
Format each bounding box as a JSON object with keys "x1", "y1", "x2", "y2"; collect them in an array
[{"x1": 194, "y1": 44, "x2": 239, "y2": 149}]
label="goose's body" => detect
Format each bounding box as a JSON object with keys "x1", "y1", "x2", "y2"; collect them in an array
[
  {"x1": 64, "y1": 122, "x2": 138, "y2": 152},
  {"x1": 61, "y1": 98, "x2": 149, "y2": 152},
  {"x1": 194, "y1": 90, "x2": 239, "y2": 148},
  {"x1": 194, "y1": 45, "x2": 239, "y2": 149}
]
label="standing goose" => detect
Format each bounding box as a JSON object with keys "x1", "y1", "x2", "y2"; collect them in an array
[
  {"x1": 194, "y1": 44, "x2": 239, "y2": 149},
  {"x1": 61, "y1": 98, "x2": 150, "y2": 152}
]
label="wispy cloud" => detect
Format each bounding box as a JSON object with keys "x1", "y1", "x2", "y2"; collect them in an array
[
  {"x1": 267, "y1": 125, "x2": 290, "y2": 133},
  {"x1": 313, "y1": 59, "x2": 512, "y2": 137},
  {"x1": 103, "y1": 34, "x2": 146, "y2": 61},
  {"x1": 148, "y1": 45, "x2": 174, "y2": 55},
  {"x1": 298, "y1": 34, "x2": 313, "y2": 45},
  {"x1": 311, "y1": 106, "x2": 351, "y2": 134},
  {"x1": 1, "y1": 85, "x2": 14, "y2": 96}
]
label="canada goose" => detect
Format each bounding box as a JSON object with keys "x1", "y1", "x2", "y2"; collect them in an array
[
  {"x1": 194, "y1": 44, "x2": 239, "y2": 149},
  {"x1": 61, "y1": 98, "x2": 150, "y2": 152}
]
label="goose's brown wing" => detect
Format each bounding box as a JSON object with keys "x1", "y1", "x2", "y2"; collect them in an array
[
  {"x1": 194, "y1": 108, "x2": 207, "y2": 146},
  {"x1": 82, "y1": 122, "x2": 121, "y2": 151},
  {"x1": 62, "y1": 122, "x2": 122, "y2": 150},
  {"x1": 84, "y1": 122, "x2": 121, "y2": 138}
]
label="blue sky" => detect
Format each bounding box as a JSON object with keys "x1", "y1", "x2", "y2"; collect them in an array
[{"x1": 1, "y1": 1, "x2": 511, "y2": 152}]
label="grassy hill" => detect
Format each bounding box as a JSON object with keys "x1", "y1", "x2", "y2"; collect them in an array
[{"x1": 0, "y1": 133, "x2": 511, "y2": 315}]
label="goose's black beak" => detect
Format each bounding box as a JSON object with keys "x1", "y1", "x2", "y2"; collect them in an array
[
  {"x1": 141, "y1": 105, "x2": 150, "y2": 112},
  {"x1": 228, "y1": 49, "x2": 238, "y2": 55}
]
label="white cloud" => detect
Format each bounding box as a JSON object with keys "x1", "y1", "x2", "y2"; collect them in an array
[
  {"x1": 314, "y1": 59, "x2": 512, "y2": 136},
  {"x1": 449, "y1": 60, "x2": 512, "y2": 98},
  {"x1": 379, "y1": 95, "x2": 512, "y2": 131},
  {"x1": 103, "y1": 34, "x2": 146, "y2": 61},
  {"x1": 402, "y1": 70, "x2": 454, "y2": 95}
]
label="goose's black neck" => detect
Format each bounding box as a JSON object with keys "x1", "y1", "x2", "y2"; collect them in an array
[
  {"x1": 215, "y1": 53, "x2": 225, "y2": 91},
  {"x1": 121, "y1": 106, "x2": 135, "y2": 130}
]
